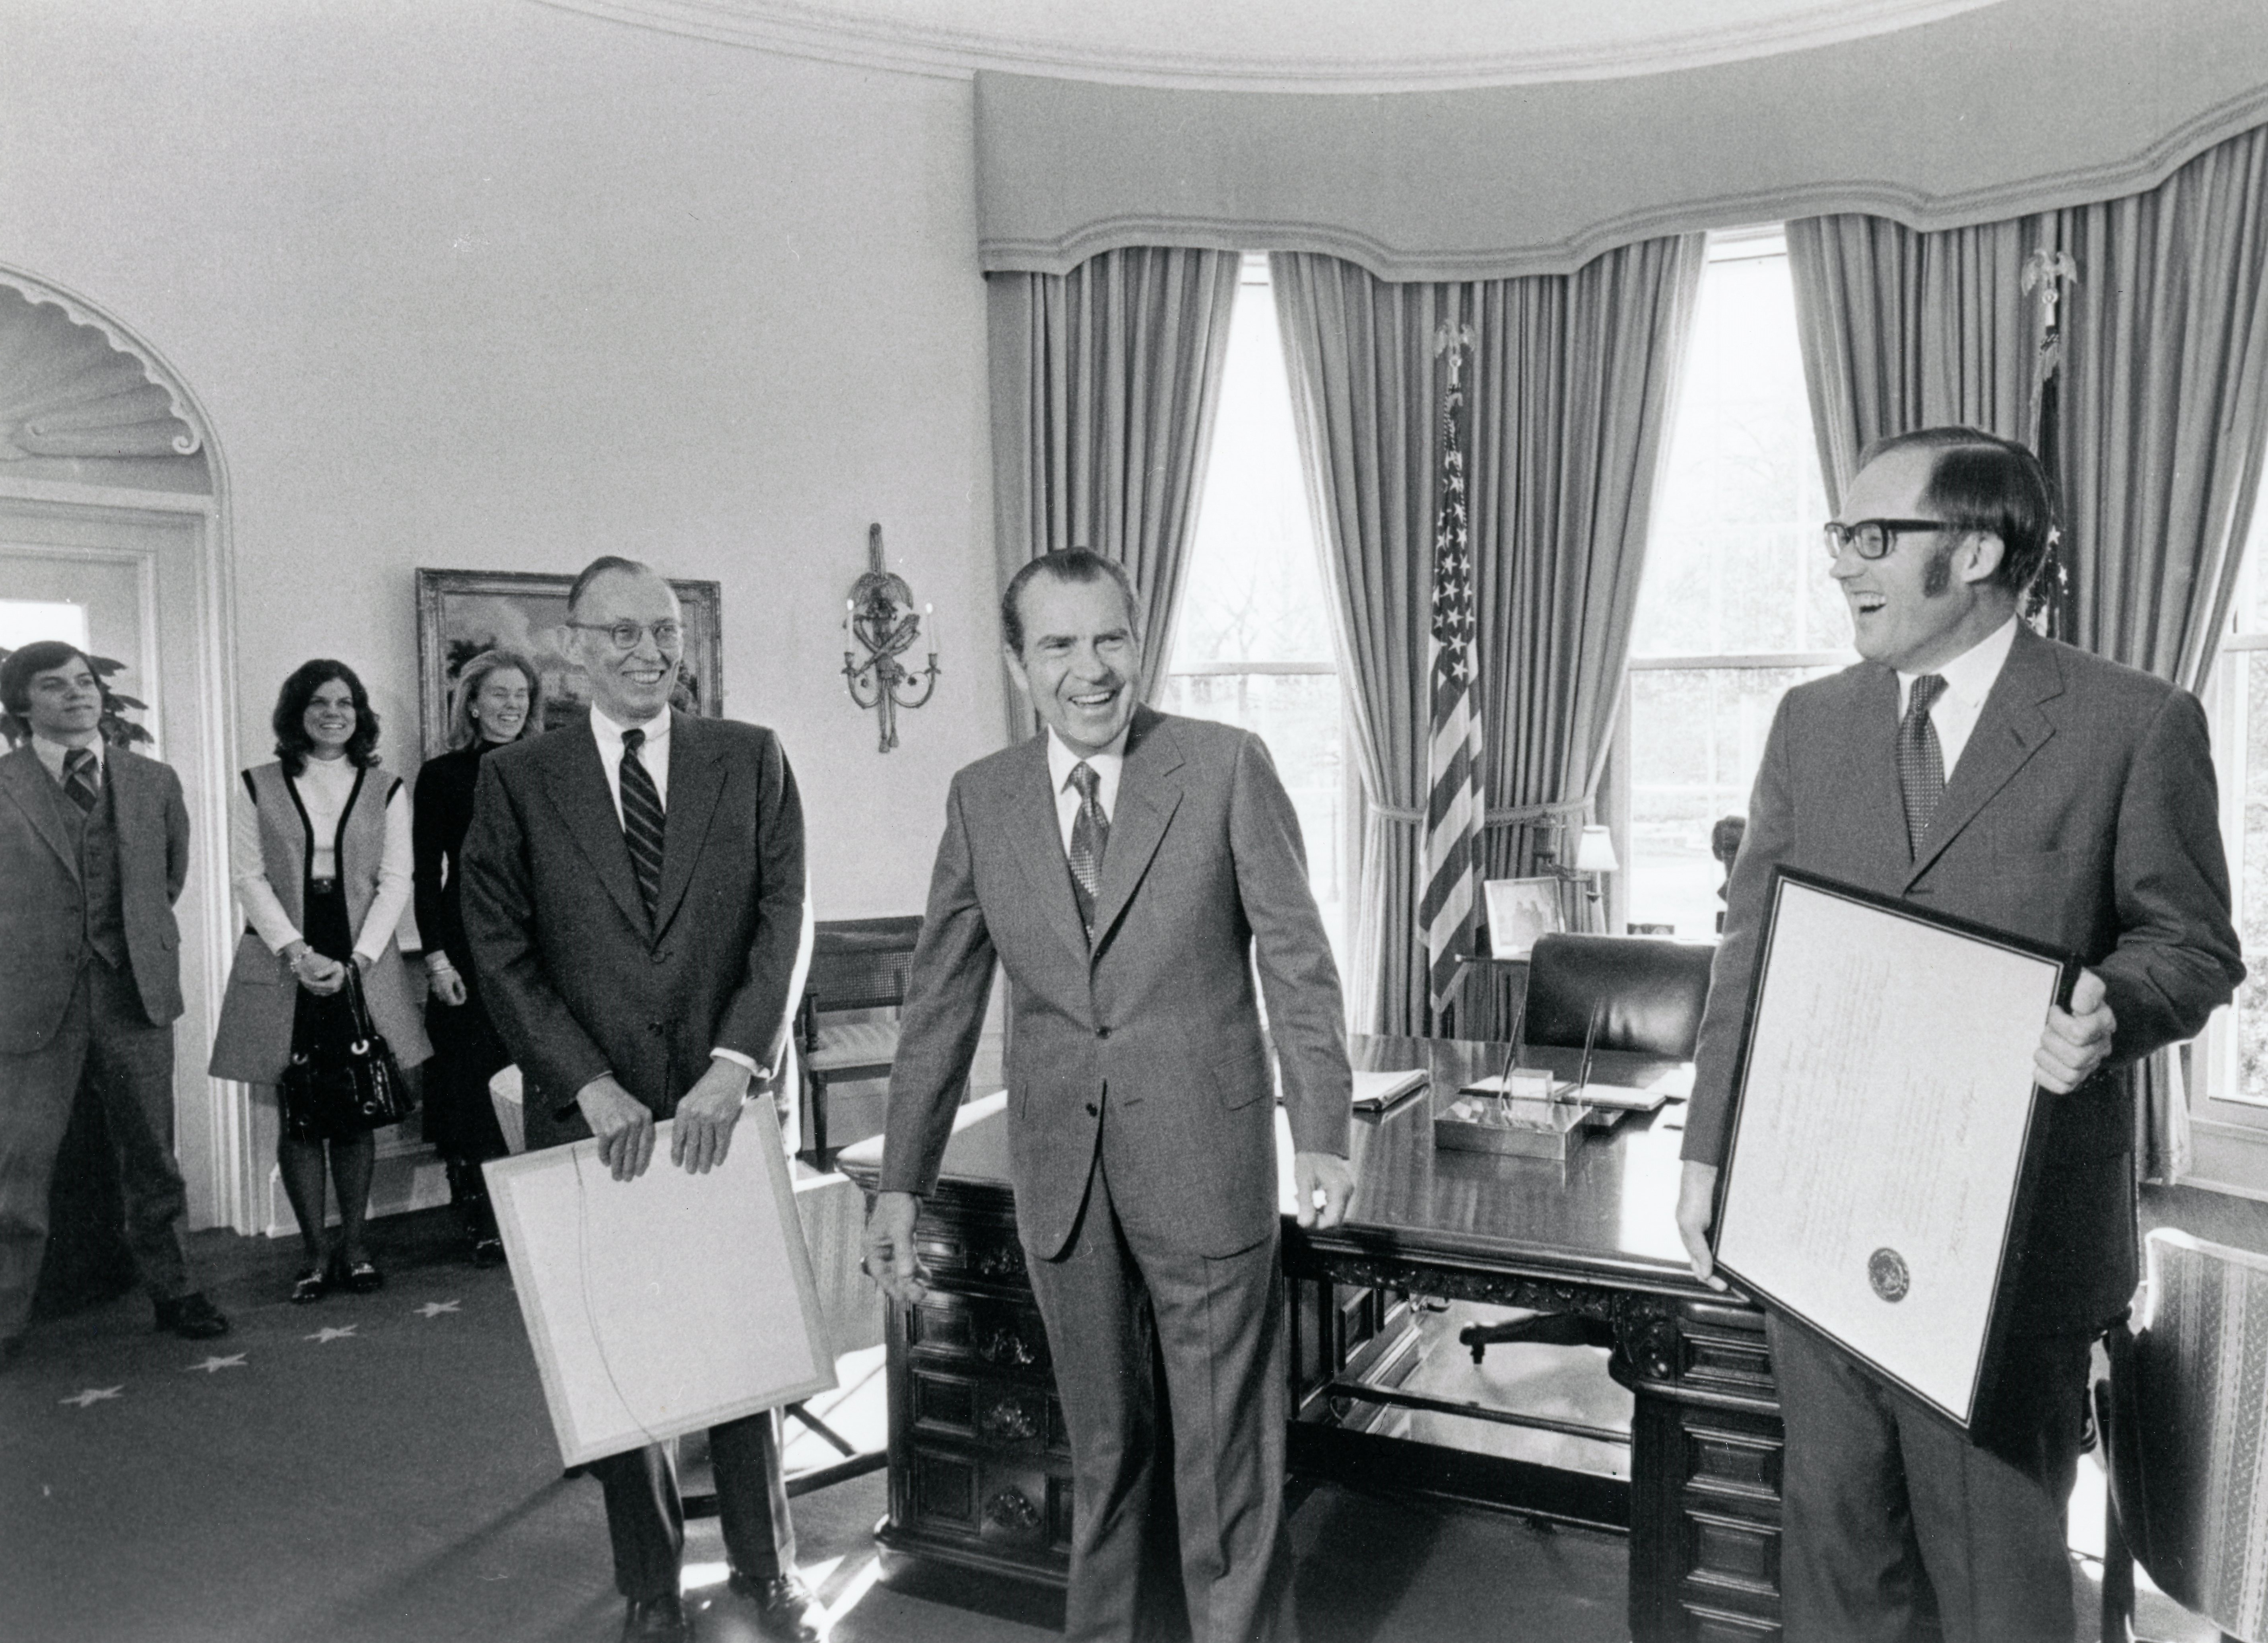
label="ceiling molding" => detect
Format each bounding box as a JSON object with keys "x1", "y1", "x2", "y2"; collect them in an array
[{"x1": 528, "y1": 0, "x2": 2000, "y2": 93}]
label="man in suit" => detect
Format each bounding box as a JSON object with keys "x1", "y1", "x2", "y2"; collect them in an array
[
  {"x1": 0, "y1": 641, "x2": 228, "y2": 1366},
  {"x1": 864, "y1": 549, "x2": 1354, "y2": 1643},
  {"x1": 1675, "y1": 430, "x2": 2245, "y2": 1643},
  {"x1": 460, "y1": 558, "x2": 817, "y2": 1643}
]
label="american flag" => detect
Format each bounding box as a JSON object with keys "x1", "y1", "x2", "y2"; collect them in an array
[{"x1": 1420, "y1": 321, "x2": 1481, "y2": 1022}]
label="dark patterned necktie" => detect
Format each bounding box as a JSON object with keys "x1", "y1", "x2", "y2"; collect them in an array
[
  {"x1": 1897, "y1": 674, "x2": 1949, "y2": 858},
  {"x1": 1067, "y1": 761, "x2": 1109, "y2": 931},
  {"x1": 618, "y1": 727, "x2": 666, "y2": 920},
  {"x1": 62, "y1": 747, "x2": 99, "y2": 815}
]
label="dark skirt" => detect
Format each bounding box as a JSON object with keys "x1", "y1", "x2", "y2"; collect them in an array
[
  {"x1": 421, "y1": 966, "x2": 511, "y2": 1161},
  {"x1": 278, "y1": 879, "x2": 389, "y2": 1143}
]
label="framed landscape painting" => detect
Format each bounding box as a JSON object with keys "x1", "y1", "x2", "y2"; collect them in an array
[{"x1": 414, "y1": 568, "x2": 722, "y2": 758}]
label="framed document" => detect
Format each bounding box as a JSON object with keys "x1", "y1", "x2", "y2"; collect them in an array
[
  {"x1": 484, "y1": 1103, "x2": 836, "y2": 1465},
  {"x1": 1484, "y1": 875, "x2": 1565, "y2": 959},
  {"x1": 1712, "y1": 868, "x2": 2078, "y2": 1437}
]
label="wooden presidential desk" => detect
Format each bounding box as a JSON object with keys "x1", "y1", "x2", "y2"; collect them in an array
[{"x1": 836, "y1": 1035, "x2": 1783, "y2": 1642}]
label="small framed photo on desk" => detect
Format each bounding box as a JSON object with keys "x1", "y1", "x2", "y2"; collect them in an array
[{"x1": 1482, "y1": 876, "x2": 1565, "y2": 960}]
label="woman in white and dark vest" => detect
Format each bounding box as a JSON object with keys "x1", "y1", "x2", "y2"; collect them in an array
[{"x1": 210, "y1": 660, "x2": 429, "y2": 1303}]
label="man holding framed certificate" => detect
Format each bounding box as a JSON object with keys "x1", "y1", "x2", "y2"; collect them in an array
[{"x1": 1674, "y1": 430, "x2": 2244, "y2": 1643}]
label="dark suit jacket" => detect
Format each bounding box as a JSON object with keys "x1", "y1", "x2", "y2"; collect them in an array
[
  {"x1": 882, "y1": 707, "x2": 1351, "y2": 1260},
  {"x1": 1687, "y1": 626, "x2": 2244, "y2": 1331},
  {"x1": 411, "y1": 739, "x2": 494, "y2": 973},
  {"x1": 0, "y1": 742, "x2": 188, "y2": 1053},
  {"x1": 458, "y1": 712, "x2": 807, "y2": 1145}
]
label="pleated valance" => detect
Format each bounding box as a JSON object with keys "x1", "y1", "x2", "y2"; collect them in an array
[{"x1": 976, "y1": 0, "x2": 2268, "y2": 282}]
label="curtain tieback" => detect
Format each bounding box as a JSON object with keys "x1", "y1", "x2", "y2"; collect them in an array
[{"x1": 1366, "y1": 796, "x2": 1592, "y2": 828}]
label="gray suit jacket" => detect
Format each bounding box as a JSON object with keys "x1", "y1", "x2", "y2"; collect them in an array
[
  {"x1": 0, "y1": 742, "x2": 188, "y2": 1052},
  {"x1": 882, "y1": 707, "x2": 1351, "y2": 1260},
  {"x1": 1687, "y1": 626, "x2": 2244, "y2": 1331},
  {"x1": 459, "y1": 712, "x2": 807, "y2": 1147}
]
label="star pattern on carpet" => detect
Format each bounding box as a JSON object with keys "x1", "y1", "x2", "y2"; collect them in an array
[
  {"x1": 60, "y1": 1385, "x2": 123, "y2": 1408},
  {"x1": 304, "y1": 1325, "x2": 358, "y2": 1344},
  {"x1": 183, "y1": 1353, "x2": 247, "y2": 1374},
  {"x1": 415, "y1": 1300, "x2": 461, "y2": 1318}
]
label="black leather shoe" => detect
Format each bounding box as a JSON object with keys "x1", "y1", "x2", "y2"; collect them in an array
[
  {"x1": 153, "y1": 1292, "x2": 231, "y2": 1340},
  {"x1": 619, "y1": 1593, "x2": 691, "y2": 1641},
  {"x1": 289, "y1": 1268, "x2": 326, "y2": 1305},
  {"x1": 328, "y1": 1253, "x2": 385, "y2": 1294},
  {"x1": 728, "y1": 1571, "x2": 820, "y2": 1641},
  {"x1": 470, "y1": 1233, "x2": 506, "y2": 1268}
]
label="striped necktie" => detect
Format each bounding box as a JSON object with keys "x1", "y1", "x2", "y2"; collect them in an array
[
  {"x1": 62, "y1": 747, "x2": 99, "y2": 815},
  {"x1": 1067, "y1": 760, "x2": 1108, "y2": 931},
  {"x1": 618, "y1": 727, "x2": 666, "y2": 920},
  {"x1": 1897, "y1": 673, "x2": 1949, "y2": 858}
]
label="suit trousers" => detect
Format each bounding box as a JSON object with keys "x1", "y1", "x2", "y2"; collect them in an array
[
  {"x1": 1767, "y1": 1308, "x2": 2091, "y2": 1643},
  {"x1": 0, "y1": 956, "x2": 194, "y2": 1342},
  {"x1": 588, "y1": 1407, "x2": 796, "y2": 1600},
  {"x1": 1023, "y1": 1151, "x2": 1297, "y2": 1643}
]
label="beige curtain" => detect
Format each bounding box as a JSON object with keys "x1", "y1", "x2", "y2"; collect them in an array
[
  {"x1": 1788, "y1": 122, "x2": 2268, "y2": 1179},
  {"x1": 1273, "y1": 237, "x2": 1703, "y2": 1034},
  {"x1": 987, "y1": 247, "x2": 1241, "y2": 728}
]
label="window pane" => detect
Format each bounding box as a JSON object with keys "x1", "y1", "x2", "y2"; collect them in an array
[
  {"x1": 0, "y1": 599, "x2": 89, "y2": 653},
  {"x1": 1631, "y1": 249, "x2": 1843, "y2": 660},
  {"x1": 1158, "y1": 671, "x2": 1346, "y2": 923},
  {"x1": 2227, "y1": 650, "x2": 2268, "y2": 1108},
  {"x1": 1172, "y1": 274, "x2": 1334, "y2": 667},
  {"x1": 1165, "y1": 265, "x2": 1349, "y2": 973},
  {"x1": 1625, "y1": 665, "x2": 1834, "y2": 937}
]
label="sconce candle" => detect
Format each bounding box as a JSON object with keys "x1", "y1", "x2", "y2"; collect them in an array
[{"x1": 841, "y1": 522, "x2": 940, "y2": 752}]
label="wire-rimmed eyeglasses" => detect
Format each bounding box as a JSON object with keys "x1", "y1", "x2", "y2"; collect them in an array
[{"x1": 566, "y1": 619, "x2": 684, "y2": 653}]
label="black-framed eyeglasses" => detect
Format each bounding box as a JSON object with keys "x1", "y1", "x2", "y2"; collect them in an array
[
  {"x1": 1821, "y1": 518, "x2": 1973, "y2": 560},
  {"x1": 566, "y1": 619, "x2": 684, "y2": 653}
]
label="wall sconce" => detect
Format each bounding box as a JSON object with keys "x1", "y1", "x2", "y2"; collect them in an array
[
  {"x1": 842, "y1": 521, "x2": 939, "y2": 753},
  {"x1": 1573, "y1": 824, "x2": 1619, "y2": 931}
]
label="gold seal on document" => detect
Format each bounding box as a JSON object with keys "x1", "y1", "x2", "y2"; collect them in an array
[{"x1": 1868, "y1": 1248, "x2": 1910, "y2": 1303}]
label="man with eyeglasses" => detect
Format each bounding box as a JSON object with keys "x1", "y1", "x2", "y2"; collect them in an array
[
  {"x1": 1673, "y1": 428, "x2": 2243, "y2": 1642},
  {"x1": 460, "y1": 556, "x2": 817, "y2": 1643}
]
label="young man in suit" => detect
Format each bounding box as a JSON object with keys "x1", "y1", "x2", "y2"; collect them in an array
[
  {"x1": 459, "y1": 559, "x2": 816, "y2": 1643},
  {"x1": 0, "y1": 642, "x2": 227, "y2": 1366},
  {"x1": 865, "y1": 549, "x2": 1355, "y2": 1643},
  {"x1": 1675, "y1": 430, "x2": 2245, "y2": 1642}
]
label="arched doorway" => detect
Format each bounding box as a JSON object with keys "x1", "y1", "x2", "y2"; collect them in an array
[{"x1": 0, "y1": 266, "x2": 255, "y2": 1233}]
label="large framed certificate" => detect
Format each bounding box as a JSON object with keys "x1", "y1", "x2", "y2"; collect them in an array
[
  {"x1": 484, "y1": 1102, "x2": 837, "y2": 1466},
  {"x1": 1712, "y1": 868, "x2": 2079, "y2": 1437}
]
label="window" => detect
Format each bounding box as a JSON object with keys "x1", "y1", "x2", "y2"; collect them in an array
[
  {"x1": 0, "y1": 599, "x2": 90, "y2": 653},
  {"x1": 1161, "y1": 256, "x2": 1351, "y2": 965},
  {"x1": 1618, "y1": 231, "x2": 1848, "y2": 937},
  {"x1": 2192, "y1": 502, "x2": 2268, "y2": 1193}
]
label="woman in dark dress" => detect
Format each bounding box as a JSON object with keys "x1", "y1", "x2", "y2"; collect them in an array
[{"x1": 412, "y1": 649, "x2": 542, "y2": 1264}]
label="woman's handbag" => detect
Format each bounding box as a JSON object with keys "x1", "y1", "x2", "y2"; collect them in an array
[{"x1": 280, "y1": 965, "x2": 416, "y2": 1130}]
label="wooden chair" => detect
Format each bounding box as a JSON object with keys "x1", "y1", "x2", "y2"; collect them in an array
[
  {"x1": 793, "y1": 915, "x2": 923, "y2": 1170},
  {"x1": 1462, "y1": 933, "x2": 1716, "y2": 1365},
  {"x1": 2099, "y1": 1227, "x2": 2268, "y2": 1643}
]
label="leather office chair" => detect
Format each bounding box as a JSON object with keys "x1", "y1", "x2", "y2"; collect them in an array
[
  {"x1": 794, "y1": 915, "x2": 923, "y2": 1170},
  {"x1": 1464, "y1": 932, "x2": 1717, "y2": 1364},
  {"x1": 2099, "y1": 1228, "x2": 2268, "y2": 1643}
]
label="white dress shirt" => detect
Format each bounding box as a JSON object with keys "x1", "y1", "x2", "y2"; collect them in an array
[
  {"x1": 1896, "y1": 616, "x2": 2019, "y2": 781},
  {"x1": 587, "y1": 703, "x2": 670, "y2": 825},
  {"x1": 1044, "y1": 725, "x2": 1130, "y2": 856},
  {"x1": 229, "y1": 754, "x2": 414, "y2": 964},
  {"x1": 31, "y1": 732, "x2": 103, "y2": 786}
]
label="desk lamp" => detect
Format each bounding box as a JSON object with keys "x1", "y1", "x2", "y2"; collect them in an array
[{"x1": 1574, "y1": 824, "x2": 1618, "y2": 932}]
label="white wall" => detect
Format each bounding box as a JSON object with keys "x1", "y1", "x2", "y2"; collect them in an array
[{"x1": 0, "y1": 0, "x2": 1004, "y2": 923}]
